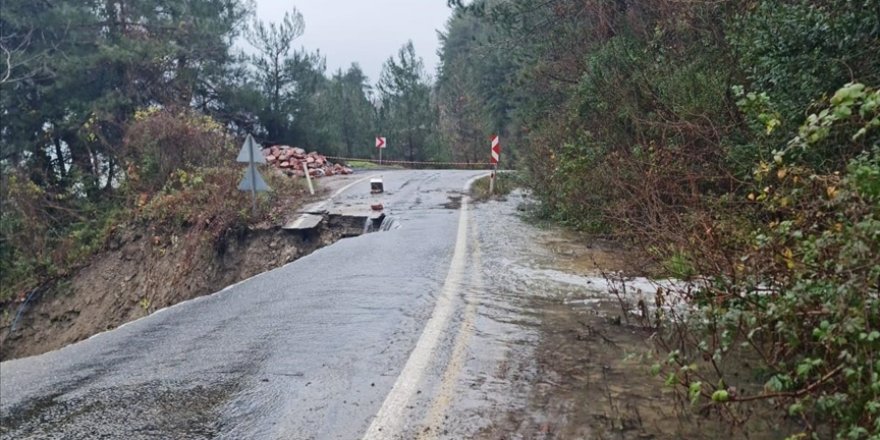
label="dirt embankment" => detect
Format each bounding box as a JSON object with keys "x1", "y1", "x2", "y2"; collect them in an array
[{"x1": 0, "y1": 217, "x2": 356, "y2": 361}]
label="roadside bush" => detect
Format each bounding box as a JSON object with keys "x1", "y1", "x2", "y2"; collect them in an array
[
  {"x1": 730, "y1": 0, "x2": 880, "y2": 130},
  {"x1": 123, "y1": 107, "x2": 235, "y2": 194},
  {"x1": 444, "y1": 0, "x2": 878, "y2": 436},
  {"x1": 0, "y1": 171, "x2": 53, "y2": 301},
  {"x1": 138, "y1": 167, "x2": 252, "y2": 239},
  {"x1": 125, "y1": 107, "x2": 293, "y2": 252},
  {"x1": 0, "y1": 107, "x2": 302, "y2": 304},
  {"x1": 0, "y1": 170, "x2": 121, "y2": 302},
  {"x1": 650, "y1": 84, "x2": 880, "y2": 439},
  {"x1": 125, "y1": 109, "x2": 303, "y2": 248}
]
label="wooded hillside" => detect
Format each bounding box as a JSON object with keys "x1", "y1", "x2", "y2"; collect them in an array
[
  {"x1": 437, "y1": 1, "x2": 879, "y2": 437},
  {"x1": 0, "y1": 1, "x2": 445, "y2": 301},
  {"x1": 1, "y1": 1, "x2": 878, "y2": 436}
]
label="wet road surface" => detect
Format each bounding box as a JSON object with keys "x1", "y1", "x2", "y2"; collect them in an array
[
  {"x1": 1, "y1": 170, "x2": 484, "y2": 439},
  {"x1": 1, "y1": 170, "x2": 781, "y2": 439}
]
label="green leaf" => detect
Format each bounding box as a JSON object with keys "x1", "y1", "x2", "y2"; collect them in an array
[
  {"x1": 766, "y1": 375, "x2": 786, "y2": 392},
  {"x1": 830, "y1": 83, "x2": 865, "y2": 105},
  {"x1": 689, "y1": 381, "x2": 702, "y2": 405},
  {"x1": 650, "y1": 363, "x2": 662, "y2": 376},
  {"x1": 711, "y1": 390, "x2": 730, "y2": 403}
]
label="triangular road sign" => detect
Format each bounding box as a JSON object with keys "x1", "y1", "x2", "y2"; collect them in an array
[
  {"x1": 238, "y1": 163, "x2": 270, "y2": 192},
  {"x1": 237, "y1": 134, "x2": 265, "y2": 164}
]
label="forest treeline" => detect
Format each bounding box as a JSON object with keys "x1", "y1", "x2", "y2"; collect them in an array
[
  {"x1": 0, "y1": 1, "x2": 446, "y2": 302},
  {"x1": 437, "y1": 0, "x2": 878, "y2": 437},
  {"x1": 0, "y1": 1, "x2": 446, "y2": 168}
]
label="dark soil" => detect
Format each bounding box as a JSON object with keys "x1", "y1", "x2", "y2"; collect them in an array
[
  {"x1": 468, "y1": 195, "x2": 789, "y2": 439},
  {"x1": 488, "y1": 299, "x2": 786, "y2": 439}
]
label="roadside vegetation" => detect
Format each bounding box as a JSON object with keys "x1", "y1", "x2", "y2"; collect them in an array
[
  {"x1": 344, "y1": 160, "x2": 405, "y2": 170},
  {"x1": 2, "y1": 0, "x2": 878, "y2": 436},
  {"x1": 0, "y1": 2, "x2": 448, "y2": 304},
  {"x1": 469, "y1": 172, "x2": 519, "y2": 201},
  {"x1": 0, "y1": 107, "x2": 305, "y2": 303},
  {"x1": 440, "y1": 0, "x2": 879, "y2": 437},
  {"x1": 345, "y1": 160, "x2": 385, "y2": 169}
]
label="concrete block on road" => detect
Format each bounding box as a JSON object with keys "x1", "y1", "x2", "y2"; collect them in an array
[{"x1": 283, "y1": 213, "x2": 324, "y2": 230}]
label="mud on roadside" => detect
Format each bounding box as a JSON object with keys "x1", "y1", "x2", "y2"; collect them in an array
[
  {"x1": 488, "y1": 298, "x2": 787, "y2": 439},
  {"x1": 470, "y1": 192, "x2": 786, "y2": 439}
]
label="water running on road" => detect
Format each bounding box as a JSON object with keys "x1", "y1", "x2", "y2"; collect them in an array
[
  {"x1": 403, "y1": 190, "x2": 786, "y2": 439},
  {"x1": 0, "y1": 173, "x2": 784, "y2": 439}
]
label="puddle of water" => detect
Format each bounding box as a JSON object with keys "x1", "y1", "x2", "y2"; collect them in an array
[
  {"x1": 536, "y1": 235, "x2": 634, "y2": 275},
  {"x1": 442, "y1": 195, "x2": 462, "y2": 209}
]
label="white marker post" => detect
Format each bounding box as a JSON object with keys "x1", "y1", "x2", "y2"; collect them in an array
[
  {"x1": 490, "y1": 135, "x2": 501, "y2": 195},
  {"x1": 376, "y1": 136, "x2": 386, "y2": 165},
  {"x1": 302, "y1": 162, "x2": 315, "y2": 196},
  {"x1": 489, "y1": 168, "x2": 495, "y2": 195}
]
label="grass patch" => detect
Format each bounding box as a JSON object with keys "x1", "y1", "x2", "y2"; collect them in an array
[
  {"x1": 659, "y1": 252, "x2": 696, "y2": 279},
  {"x1": 345, "y1": 160, "x2": 382, "y2": 169},
  {"x1": 470, "y1": 172, "x2": 519, "y2": 201},
  {"x1": 344, "y1": 160, "x2": 404, "y2": 170}
]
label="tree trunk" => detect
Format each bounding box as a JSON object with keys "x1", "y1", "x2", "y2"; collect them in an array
[
  {"x1": 53, "y1": 137, "x2": 67, "y2": 180},
  {"x1": 105, "y1": 157, "x2": 116, "y2": 191}
]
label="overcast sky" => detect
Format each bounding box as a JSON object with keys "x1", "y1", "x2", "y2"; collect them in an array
[{"x1": 253, "y1": 1, "x2": 454, "y2": 84}]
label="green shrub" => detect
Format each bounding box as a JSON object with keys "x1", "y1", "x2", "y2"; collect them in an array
[
  {"x1": 0, "y1": 170, "x2": 122, "y2": 302},
  {"x1": 123, "y1": 107, "x2": 235, "y2": 194},
  {"x1": 0, "y1": 107, "x2": 303, "y2": 303},
  {"x1": 653, "y1": 84, "x2": 880, "y2": 439},
  {"x1": 730, "y1": 0, "x2": 880, "y2": 134},
  {"x1": 661, "y1": 252, "x2": 697, "y2": 280}
]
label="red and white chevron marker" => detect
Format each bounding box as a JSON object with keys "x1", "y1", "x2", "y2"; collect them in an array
[
  {"x1": 376, "y1": 136, "x2": 387, "y2": 164},
  {"x1": 489, "y1": 135, "x2": 501, "y2": 194}
]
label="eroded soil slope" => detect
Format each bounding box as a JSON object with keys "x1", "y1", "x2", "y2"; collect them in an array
[{"x1": 0, "y1": 219, "x2": 352, "y2": 361}]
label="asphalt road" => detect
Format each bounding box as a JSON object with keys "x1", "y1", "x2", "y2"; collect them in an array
[{"x1": 0, "y1": 170, "x2": 495, "y2": 439}]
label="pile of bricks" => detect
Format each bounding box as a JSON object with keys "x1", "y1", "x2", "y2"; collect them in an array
[{"x1": 262, "y1": 146, "x2": 353, "y2": 178}]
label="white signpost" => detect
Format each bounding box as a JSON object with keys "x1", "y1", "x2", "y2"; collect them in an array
[
  {"x1": 490, "y1": 135, "x2": 500, "y2": 195},
  {"x1": 301, "y1": 161, "x2": 315, "y2": 196},
  {"x1": 376, "y1": 136, "x2": 386, "y2": 164},
  {"x1": 237, "y1": 134, "x2": 270, "y2": 214}
]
